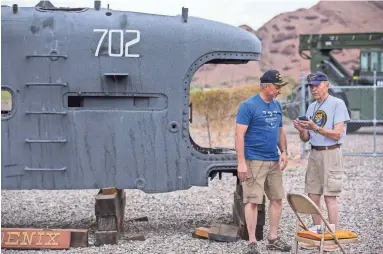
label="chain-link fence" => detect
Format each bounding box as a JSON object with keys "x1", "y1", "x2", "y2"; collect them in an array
[{"x1": 284, "y1": 71, "x2": 383, "y2": 158}]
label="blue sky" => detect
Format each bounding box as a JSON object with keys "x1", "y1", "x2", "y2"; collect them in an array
[{"x1": 3, "y1": 0, "x2": 320, "y2": 30}]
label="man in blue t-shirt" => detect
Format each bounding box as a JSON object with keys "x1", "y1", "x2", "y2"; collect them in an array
[{"x1": 236, "y1": 69, "x2": 291, "y2": 253}]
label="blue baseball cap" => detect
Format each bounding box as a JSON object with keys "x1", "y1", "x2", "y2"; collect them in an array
[
  {"x1": 260, "y1": 69, "x2": 288, "y2": 87},
  {"x1": 306, "y1": 71, "x2": 329, "y2": 86}
]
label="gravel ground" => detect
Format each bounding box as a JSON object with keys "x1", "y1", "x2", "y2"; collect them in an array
[{"x1": 2, "y1": 122, "x2": 383, "y2": 254}]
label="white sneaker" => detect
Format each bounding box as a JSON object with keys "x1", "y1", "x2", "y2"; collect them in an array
[{"x1": 308, "y1": 225, "x2": 322, "y2": 234}]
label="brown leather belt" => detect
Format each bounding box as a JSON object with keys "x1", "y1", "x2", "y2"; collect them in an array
[{"x1": 311, "y1": 144, "x2": 341, "y2": 151}]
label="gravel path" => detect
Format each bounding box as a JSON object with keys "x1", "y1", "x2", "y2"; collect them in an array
[{"x1": 2, "y1": 122, "x2": 383, "y2": 254}]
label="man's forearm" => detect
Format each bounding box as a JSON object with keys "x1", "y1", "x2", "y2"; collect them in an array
[
  {"x1": 235, "y1": 134, "x2": 246, "y2": 164},
  {"x1": 299, "y1": 130, "x2": 310, "y2": 143},
  {"x1": 316, "y1": 127, "x2": 342, "y2": 141},
  {"x1": 278, "y1": 128, "x2": 287, "y2": 152}
]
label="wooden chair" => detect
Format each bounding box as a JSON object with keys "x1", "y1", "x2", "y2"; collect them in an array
[{"x1": 287, "y1": 193, "x2": 359, "y2": 254}]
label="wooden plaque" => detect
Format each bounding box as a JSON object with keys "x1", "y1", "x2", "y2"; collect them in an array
[{"x1": 1, "y1": 228, "x2": 71, "y2": 249}]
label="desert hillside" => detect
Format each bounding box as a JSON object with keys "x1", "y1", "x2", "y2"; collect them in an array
[{"x1": 193, "y1": 0, "x2": 383, "y2": 87}]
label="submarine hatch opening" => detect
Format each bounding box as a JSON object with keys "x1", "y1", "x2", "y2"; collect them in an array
[{"x1": 188, "y1": 58, "x2": 256, "y2": 155}]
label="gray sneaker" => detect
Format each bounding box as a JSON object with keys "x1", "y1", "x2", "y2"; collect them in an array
[
  {"x1": 244, "y1": 242, "x2": 260, "y2": 254},
  {"x1": 266, "y1": 237, "x2": 292, "y2": 252}
]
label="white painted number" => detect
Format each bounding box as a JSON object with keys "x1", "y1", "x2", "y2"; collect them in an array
[
  {"x1": 94, "y1": 29, "x2": 140, "y2": 57},
  {"x1": 108, "y1": 29, "x2": 123, "y2": 57},
  {"x1": 94, "y1": 29, "x2": 108, "y2": 56},
  {"x1": 124, "y1": 30, "x2": 140, "y2": 58}
]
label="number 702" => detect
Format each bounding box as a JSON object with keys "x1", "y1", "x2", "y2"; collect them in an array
[{"x1": 93, "y1": 29, "x2": 140, "y2": 58}]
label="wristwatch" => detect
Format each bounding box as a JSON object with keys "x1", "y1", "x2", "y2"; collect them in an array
[
  {"x1": 314, "y1": 126, "x2": 321, "y2": 133},
  {"x1": 281, "y1": 150, "x2": 288, "y2": 156}
]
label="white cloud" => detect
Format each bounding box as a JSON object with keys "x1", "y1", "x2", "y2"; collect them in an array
[{"x1": 2, "y1": 0, "x2": 319, "y2": 30}]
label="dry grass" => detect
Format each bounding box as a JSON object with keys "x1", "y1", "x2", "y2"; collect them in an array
[
  {"x1": 189, "y1": 84, "x2": 295, "y2": 147},
  {"x1": 189, "y1": 84, "x2": 260, "y2": 147},
  {"x1": 190, "y1": 84, "x2": 260, "y2": 116}
]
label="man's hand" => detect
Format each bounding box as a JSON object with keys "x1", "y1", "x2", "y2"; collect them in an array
[
  {"x1": 293, "y1": 119, "x2": 305, "y2": 132},
  {"x1": 298, "y1": 119, "x2": 318, "y2": 131},
  {"x1": 279, "y1": 152, "x2": 288, "y2": 171},
  {"x1": 237, "y1": 162, "x2": 248, "y2": 182}
]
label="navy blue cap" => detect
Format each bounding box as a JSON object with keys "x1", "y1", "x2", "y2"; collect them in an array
[
  {"x1": 260, "y1": 69, "x2": 288, "y2": 86},
  {"x1": 306, "y1": 71, "x2": 329, "y2": 86}
]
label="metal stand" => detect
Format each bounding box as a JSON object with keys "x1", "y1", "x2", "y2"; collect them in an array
[{"x1": 232, "y1": 179, "x2": 266, "y2": 241}]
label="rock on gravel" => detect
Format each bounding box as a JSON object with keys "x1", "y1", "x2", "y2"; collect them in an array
[{"x1": 2, "y1": 123, "x2": 383, "y2": 254}]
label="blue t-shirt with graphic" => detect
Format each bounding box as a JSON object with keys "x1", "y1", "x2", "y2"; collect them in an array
[{"x1": 236, "y1": 94, "x2": 283, "y2": 161}]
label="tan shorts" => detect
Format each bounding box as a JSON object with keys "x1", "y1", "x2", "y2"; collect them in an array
[
  {"x1": 242, "y1": 160, "x2": 285, "y2": 204},
  {"x1": 305, "y1": 148, "x2": 344, "y2": 196}
]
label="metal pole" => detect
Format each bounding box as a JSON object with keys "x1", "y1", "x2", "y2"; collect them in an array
[
  {"x1": 373, "y1": 70, "x2": 377, "y2": 155},
  {"x1": 300, "y1": 72, "x2": 306, "y2": 159}
]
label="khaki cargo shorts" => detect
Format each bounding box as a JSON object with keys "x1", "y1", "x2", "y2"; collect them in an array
[
  {"x1": 305, "y1": 148, "x2": 344, "y2": 196},
  {"x1": 242, "y1": 160, "x2": 285, "y2": 204}
]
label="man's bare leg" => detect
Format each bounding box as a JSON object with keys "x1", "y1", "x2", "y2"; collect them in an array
[
  {"x1": 245, "y1": 203, "x2": 258, "y2": 243},
  {"x1": 323, "y1": 196, "x2": 340, "y2": 251},
  {"x1": 268, "y1": 199, "x2": 282, "y2": 240},
  {"x1": 266, "y1": 199, "x2": 291, "y2": 251},
  {"x1": 324, "y1": 196, "x2": 338, "y2": 226},
  {"x1": 299, "y1": 194, "x2": 322, "y2": 249},
  {"x1": 308, "y1": 193, "x2": 322, "y2": 225}
]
